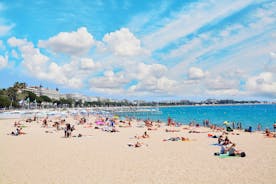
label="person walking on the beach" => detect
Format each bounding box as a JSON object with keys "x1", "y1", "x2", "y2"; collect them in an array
[{"x1": 167, "y1": 117, "x2": 172, "y2": 126}]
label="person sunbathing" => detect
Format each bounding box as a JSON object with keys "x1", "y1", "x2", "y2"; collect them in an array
[
  {"x1": 265, "y1": 128, "x2": 275, "y2": 137},
  {"x1": 163, "y1": 137, "x2": 181, "y2": 141},
  {"x1": 128, "y1": 141, "x2": 145, "y2": 148},
  {"x1": 225, "y1": 143, "x2": 245, "y2": 157},
  {"x1": 148, "y1": 127, "x2": 158, "y2": 131},
  {"x1": 181, "y1": 137, "x2": 190, "y2": 141},
  {"x1": 188, "y1": 130, "x2": 200, "y2": 133},
  {"x1": 135, "y1": 131, "x2": 150, "y2": 139},
  {"x1": 11, "y1": 128, "x2": 26, "y2": 136},
  {"x1": 142, "y1": 131, "x2": 150, "y2": 138},
  {"x1": 166, "y1": 129, "x2": 180, "y2": 132}
]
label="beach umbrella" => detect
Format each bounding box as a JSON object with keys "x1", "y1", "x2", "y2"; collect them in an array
[
  {"x1": 223, "y1": 121, "x2": 230, "y2": 126},
  {"x1": 113, "y1": 115, "x2": 119, "y2": 119}
]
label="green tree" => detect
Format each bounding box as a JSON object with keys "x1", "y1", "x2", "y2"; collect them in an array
[
  {"x1": 13, "y1": 82, "x2": 27, "y2": 90},
  {"x1": 40, "y1": 95, "x2": 52, "y2": 102},
  {"x1": 25, "y1": 91, "x2": 38, "y2": 102},
  {"x1": 0, "y1": 95, "x2": 11, "y2": 108}
]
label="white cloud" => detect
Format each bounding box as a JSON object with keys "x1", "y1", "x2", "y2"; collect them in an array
[
  {"x1": 8, "y1": 37, "x2": 101, "y2": 89},
  {"x1": 8, "y1": 37, "x2": 28, "y2": 47},
  {"x1": 167, "y1": 1, "x2": 276, "y2": 83},
  {"x1": 246, "y1": 72, "x2": 276, "y2": 97},
  {"x1": 188, "y1": 67, "x2": 205, "y2": 80},
  {"x1": 90, "y1": 70, "x2": 130, "y2": 92},
  {"x1": 142, "y1": 0, "x2": 255, "y2": 51},
  {"x1": 0, "y1": 24, "x2": 14, "y2": 36},
  {"x1": 132, "y1": 62, "x2": 167, "y2": 80},
  {"x1": 103, "y1": 28, "x2": 147, "y2": 56},
  {"x1": 130, "y1": 76, "x2": 177, "y2": 94},
  {"x1": 0, "y1": 54, "x2": 8, "y2": 69},
  {"x1": 205, "y1": 76, "x2": 239, "y2": 90},
  {"x1": 38, "y1": 27, "x2": 95, "y2": 56},
  {"x1": 80, "y1": 58, "x2": 99, "y2": 70}
]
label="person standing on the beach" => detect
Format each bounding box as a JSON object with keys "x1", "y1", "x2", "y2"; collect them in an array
[
  {"x1": 257, "y1": 123, "x2": 261, "y2": 131},
  {"x1": 167, "y1": 117, "x2": 172, "y2": 126},
  {"x1": 273, "y1": 122, "x2": 276, "y2": 132}
]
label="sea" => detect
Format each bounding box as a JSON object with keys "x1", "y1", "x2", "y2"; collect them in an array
[
  {"x1": 1, "y1": 104, "x2": 275, "y2": 131},
  {"x1": 117, "y1": 104, "x2": 276, "y2": 131}
]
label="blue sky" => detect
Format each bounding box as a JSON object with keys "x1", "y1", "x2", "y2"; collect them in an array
[{"x1": 0, "y1": 0, "x2": 275, "y2": 101}]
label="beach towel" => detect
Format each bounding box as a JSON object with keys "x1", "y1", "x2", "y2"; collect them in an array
[{"x1": 218, "y1": 154, "x2": 239, "y2": 158}]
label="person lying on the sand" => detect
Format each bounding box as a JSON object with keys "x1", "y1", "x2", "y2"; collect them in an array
[
  {"x1": 181, "y1": 137, "x2": 190, "y2": 141},
  {"x1": 135, "y1": 131, "x2": 150, "y2": 139},
  {"x1": 148, "y1": 126, "x2": 158, "y2": 131},
  {"x1": 188, "y1": 130, "x2": 201, "y2": 133},
  {"x1": 215, "y1": 143, "x2": 246, "y2": 157},
  {"x1": 163, "y1": 137, "x2": 189, "y2": 141},
  {"x1": 227, "y1": 143, "x2": 246, "y2": 157},
  {"x1": 165, "y1": 129, "x2": 180, "y2": 132},
  {"x1": 102, "y1": 126, "x2": 119, "y2": 132},
  {"x1": 145, "y1": 120, "x2": 153, "y2": 127},
  {"x1": 11, "y1": 128, "x2": 26, "y2": 136},
  {"x1": 128, "y1": 141, "x2": 147, "y2": 148},
  {"x1": 144, "y1": 131, "x2": 150, "y2": 138},
  {"x1": 265, "y1": 128, "x2": 275, "y2": 137},
  {"x1": 119, "y1": 121, "x2": 131, "y2": 128}
]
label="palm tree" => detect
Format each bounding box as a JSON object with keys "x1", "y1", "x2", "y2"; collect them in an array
[{"x1": 13, "y1": 82, "x2": 27, "y2": 90}]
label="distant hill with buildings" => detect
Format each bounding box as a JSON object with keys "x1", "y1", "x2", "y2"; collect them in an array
[{"x1": 0, "y1": 82, "x2": 273, "y2": 109}]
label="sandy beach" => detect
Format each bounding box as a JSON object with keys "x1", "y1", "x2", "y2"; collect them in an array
[{"x1": 1, "y1": 115, "x2": 276, "y2": 184}]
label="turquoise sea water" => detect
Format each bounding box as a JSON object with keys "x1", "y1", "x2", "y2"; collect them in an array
[{"x1": 117, "y1": 104, "x2": 276, "y2": 130}]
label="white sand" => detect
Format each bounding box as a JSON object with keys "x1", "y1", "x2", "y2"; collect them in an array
[{"x1": 0, "y1": 117, "x2": 276, "y2": 184}]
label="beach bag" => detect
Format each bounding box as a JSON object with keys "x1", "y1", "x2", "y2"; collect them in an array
[{"x1": 240, "y1": 152, "x2": 246, "y2": 157}]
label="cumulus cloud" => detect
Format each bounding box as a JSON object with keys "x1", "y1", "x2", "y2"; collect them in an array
[
  {"x1": 130, "y1": 76, "x2": 177, "y2": 94},
  {"x1": 8, "y1": 37, "x2": 49, "y2": 73},
  {"x1": 188, "y1": 67, "x2": 205, "y2": 80},
  {"x1": 90, "y1": 70, "x2": 130, "y2": 90},
  {"x1": 103, "y1": 28, "x2": 146, "y2": 56},
  {"x1": 0, "y1": 54, "x2": 8, "y2": 69},
  {"x1": 8, "y1": 37, "x2": 101, "y2": 89},
  {"x1": 246, "y1": 72, "x2": 276, "y2": 97},
  {"x1": 8, "y1": 37, "x2": 28, "y2": 47},
  {"x1": 132, "y1": 63, "x2": 168, "y2": 80},
  {"x1": 80, "y1": 58, "x2": 99, "y2": 70},
  {"x1": 126, "y1": 63, "x2": 177, "y2": 94},
  {"x1": 38, "y1": 27, "x2": 95, "y2": 56},
  {"x1": 205, "y1": 76, "x2": 239, "y2": 90}
]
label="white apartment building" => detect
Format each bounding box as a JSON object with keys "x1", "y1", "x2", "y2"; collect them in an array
[{"x1": 24, "y1": 86, "x2": 61, "y2": 100}]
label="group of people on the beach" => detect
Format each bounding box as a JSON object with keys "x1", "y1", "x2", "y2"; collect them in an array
[
  {"x1": 8, "y1": 114, "x2": 276, "y2": 157},
  {"x1": 214, "y1": 132, "x2": 246, "y2": 157}
]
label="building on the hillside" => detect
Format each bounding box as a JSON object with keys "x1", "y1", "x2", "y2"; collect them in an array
[
  {"x1": 87, "y1": 96, "x2": 98, "y2": 102},
  {"x1": 65, "y1": 93, "x2": 88, "y2": 103},
  {"x1": 24, "y1": 86, "x2": 61, "y2": 100}
]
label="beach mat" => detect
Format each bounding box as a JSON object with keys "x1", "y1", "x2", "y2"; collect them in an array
[
  {"x1": 211, "y1": 143, "x2": 221, "y2": 146},
  {"x1": 219, "y1": 154, "x2": 239, "y2": 159}
]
